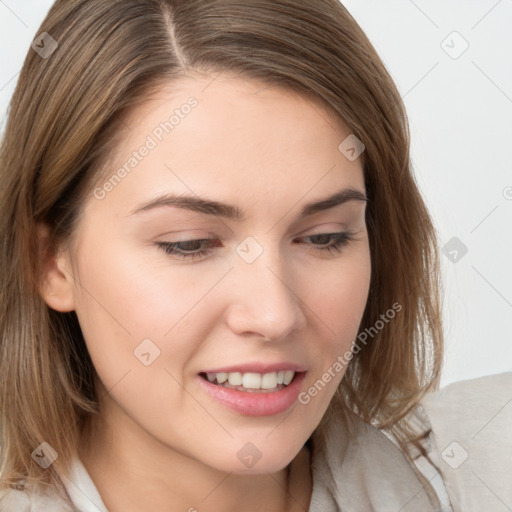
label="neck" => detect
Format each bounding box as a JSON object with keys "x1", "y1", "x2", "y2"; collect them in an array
[{"x1": 78, "y1": 395, "x2": 312, "y2": 512}]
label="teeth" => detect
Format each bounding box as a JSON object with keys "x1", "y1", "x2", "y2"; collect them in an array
[
  {"x1": 205, "y1": 371, "x2": 296, "y2": 391},
  {"x1": 228, "y1": 372, "x2": 243, "y2": 386},
  {"x1": 216, "y1": 372, "x2": 228, "y2": 383},
  {"x1": 261, "y1": 372, "x2": 278, "y2": 389},
  {"x1": 242, "y1": 372, "x2": 261, "y2": 389},
  {"x1": 283, "y1": 370, "x2": 295, "y2": 385}
]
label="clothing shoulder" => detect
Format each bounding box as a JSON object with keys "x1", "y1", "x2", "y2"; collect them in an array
[
  {"x1": 0, "y1": 483, "x2": 74, "y2": 512},
  {"x1": 0, "y1": 451, "x2": 107, "y2": 512},
  {"x1": 417, "y1": 372, "x2": 512, "y2": 512},
  {"x1": 309, "y1": 403, "x2": 442, "y2": 512}
]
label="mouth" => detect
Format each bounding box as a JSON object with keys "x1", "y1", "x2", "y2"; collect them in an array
[
  {"x1": 197, "y1": 369, "x2": 307, "y2": 416},
  {"x1": 199, "y1": 370, "x2": 299, "y2": 393}
]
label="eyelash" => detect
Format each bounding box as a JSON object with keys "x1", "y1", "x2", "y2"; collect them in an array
[{"x1": 155, "y1": 231, "x2": 356, "y2": 260}]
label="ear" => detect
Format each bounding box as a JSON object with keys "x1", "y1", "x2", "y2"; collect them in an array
[{"x1": 36, "y1": 223, "x2": 76, "y2": 312}]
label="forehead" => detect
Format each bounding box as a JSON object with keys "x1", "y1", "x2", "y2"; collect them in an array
[
  {"x1": 85, "y1": 72, "x2": 365, "y2": 223},
  {"x1": 112, "y1": 72, "x2": 354, "y2": 165},
  {"x1": 121, "y1": 71, "x2": 348, "y2": 134}
]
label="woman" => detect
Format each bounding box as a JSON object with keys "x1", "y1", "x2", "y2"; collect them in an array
[{"x1": 0, "y1": 1, "x2": 510, "y2": 511}]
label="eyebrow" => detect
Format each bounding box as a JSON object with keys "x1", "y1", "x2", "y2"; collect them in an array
[{"x1": 129, "y1": 187, "x2": 367, "y2": 220}]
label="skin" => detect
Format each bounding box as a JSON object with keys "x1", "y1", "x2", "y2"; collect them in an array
[{"x1": 39, "y1": 72, "x2": 371, "y2": 512}]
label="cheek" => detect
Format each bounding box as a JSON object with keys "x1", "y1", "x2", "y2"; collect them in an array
[
  {"x1": 72, "y1": 229, "x2": 370, "y2": 385},
  {"x1": 74, "y1": 228, "x2": 220, "y2": 327},
  {"x1": 303, "y1": 246, "x2": 371, "y2": 373},
  {"x1": 292, "y1": 251, "x2": 370, "y2": 418},
  {"x1": 69, "y1": 237, "x2": 224, "y2": 389},
  {"x1": 311, "y1": 247, "x2": 371, "y2": 330}
]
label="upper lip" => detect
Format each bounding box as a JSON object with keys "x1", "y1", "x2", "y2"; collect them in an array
[{"x1": 200, "y1": 362, "x2": 307, "y2": 374}]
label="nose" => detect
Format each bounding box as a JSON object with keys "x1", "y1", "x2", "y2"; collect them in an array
[{"x1": 224, "y1": 245, "x2": 308, "y2": 342}]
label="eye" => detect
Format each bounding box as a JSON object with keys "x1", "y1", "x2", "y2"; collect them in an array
[
  {"x1": 155, "y1": 231, "x2": 357, "y2": 260},
  {"x1": 155, "y1": 238, "x2": 221, "y2": 260},
  {"x1": 296, "y1": 231, "x2": 356, "y2": 255}
]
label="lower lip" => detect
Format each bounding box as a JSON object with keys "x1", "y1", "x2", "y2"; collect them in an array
[{"x1": 197, "y1": 372, "x2": 306, "y2": 416}]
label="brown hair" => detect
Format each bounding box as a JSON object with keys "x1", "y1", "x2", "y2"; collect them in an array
[{"x1": 0, "y1": 0, "x2": 443, "y2": 506}]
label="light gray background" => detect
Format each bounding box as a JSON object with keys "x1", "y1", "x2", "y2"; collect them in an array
[{"x1": 1, "y1": 0, "x2": 511, "y2": 387}]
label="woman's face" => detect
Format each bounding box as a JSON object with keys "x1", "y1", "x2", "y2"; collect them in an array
[{"x1": 45, "y1": 73, "x2": 371, "y2": 474}]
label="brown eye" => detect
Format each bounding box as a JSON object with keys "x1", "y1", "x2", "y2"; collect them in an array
[
  {"x1": 156, "y1": 238, "x2": 221, "y2": 259},
  {"x1": 297, "y1": 231, "x2": 356, "y2": 255}
]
